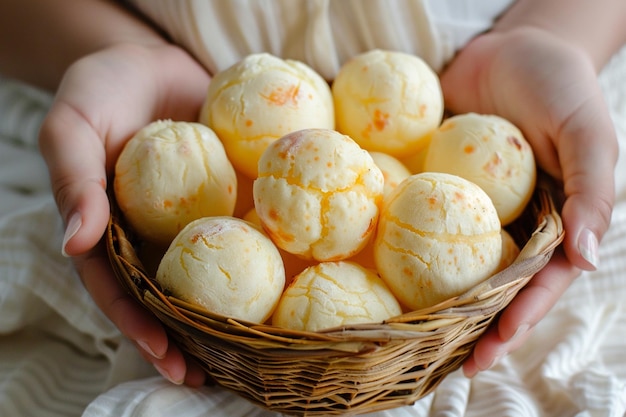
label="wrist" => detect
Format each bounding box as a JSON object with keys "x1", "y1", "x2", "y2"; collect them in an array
[
  {"x1": 0, "y1": 0, "x2": 169, "y2": 91},
  {"x1": 477, "y1": 25, "x2": 596, "y2": 72},
  {"x1": 491, "y1": 0, "x2": 626, "y2": 72}
]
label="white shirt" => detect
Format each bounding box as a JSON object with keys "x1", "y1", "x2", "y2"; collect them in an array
[{"x1": 127, "y1": 0, "x2": 513, "y2": 78}]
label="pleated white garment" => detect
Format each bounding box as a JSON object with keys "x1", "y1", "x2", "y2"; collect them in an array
[
  {"x1": 1, "y1": 1, "x2": 626, "y2": 416},
  {"x1": 127, "y1": 0, "x2": 512, "y2": 77}
]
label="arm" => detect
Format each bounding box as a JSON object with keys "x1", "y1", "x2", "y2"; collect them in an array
[
  {"x1": 493, "y1": 0, "x2": 626, "y2": 71},
  {"x1": 440, "y1": 0, "x2": 626, "y2": 377},
  {"x1": 0, "y1": 0, "x2": 166, "y2": 90}
]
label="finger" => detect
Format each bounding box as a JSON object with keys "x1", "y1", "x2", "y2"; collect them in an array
[
  {"x1": 39, "y1": 101, "x2": 110, "y2": 256},
  {"x1": 183, "y1": 358, "x2": 208, "y2": 387},
  {"x1": 134, "y1": 341, "x2": 192, "y2": 386},
  {"x1": 497, "y1": 249, "x2": 579, "y2": 340},
  {"x1": 463, "y1": 324, "x2": 535, "y2": 378},
  {"x1": 556, "y1": 93, "x2": 617, "y2": 270},
  {"x1": 464, "y1": 249, "x2": 580, "y2": 377},
  {"x1": 76, "y1": 243, "x2": 209, "y2": 387},
  {"x1": 74, "y1": 242, "x2": 170, "y2": 362},
  {"x1": 135, "y1": 339, "x2": 208, "y2": 388}
]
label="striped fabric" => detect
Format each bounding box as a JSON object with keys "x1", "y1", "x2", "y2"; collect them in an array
[
  {"x1": 1, "y1": 29, "x2": 626, "y2": 417},
  {"x1": 0, "y1": 78, "x2": 157, "y2": 417}
]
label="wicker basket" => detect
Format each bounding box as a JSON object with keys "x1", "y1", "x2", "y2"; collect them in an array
[{"x1": 106, "y1": 176, "x2": 564, "y2": 416}]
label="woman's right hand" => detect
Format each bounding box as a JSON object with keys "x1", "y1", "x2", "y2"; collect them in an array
[
  {"x1": 39, "y1": 42, "x2": 211, "y2": 386},
  {"x1": 440, "y1": 25, "x2": 619, "y2": 378}
]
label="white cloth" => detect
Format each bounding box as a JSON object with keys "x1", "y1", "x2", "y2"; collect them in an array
[
  {"x1": 0, "y1": 79, "x2": 157, "y2": 417},
  {"x1": 1, "y1": 4, "x2": 626, "y2": 416},
  {"x1": 127, "y1": 0, "x2": 512, "y2": 77}
]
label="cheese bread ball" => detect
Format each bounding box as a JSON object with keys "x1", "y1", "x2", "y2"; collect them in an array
[
  {"x1": 253, "y1": 128, "x2": 385, "y2": 262},
  {"x1": 332, "y1": 49, "x2": 443, "y2": 158},
  {"x1": 200, "y1": 53, "x2": 334, "y2": 179},
  {"x1": 156, "y1": 216, "x2": 285, "y2": 324},
  {"x1": 374, "y1": 172, "x2": 502, "y2": 311},
  {"x1": 242, "y1": 208, "x2": 316, "y2": 284},
  {"x1": 497, "y1": 229, "x2": 521, "y2": 272},
  {"x1": 424, "y1": 113, "x2": 536, "y2": 225},
  {"x1": 114, "y1": 120, "x2": 237, "y2": 246},
  {"x1": 272, "y1": 261, "x2": 402, "y2": 332},
  {"x1": 346, "y1": 237, "x2": 376, "y2": 270},
  {"x1": 400, "y1": 142, "x2": 430, "y2": 174},
  {"x1": 233, "y1": 169, "x2": 255, "y2": 218},
  {"x1": 369, "y1": 151, "x2": 412, "y2": 197}
]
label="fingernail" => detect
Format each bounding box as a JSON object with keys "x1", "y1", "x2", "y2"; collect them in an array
[
  {"x1": 487, "y1": 352, "x2": 505, "y2": 370},
  {"x1": 463, "y1": 362, "x2": 478, "y2": 379},
  {"x1": 137, "y1": 340, "x2": 163, "y2": 360},
  {"x1": 62, "y1": 212, "x2": 82, "y2": 257},
  {"x1": 472, "y1": 348, "x2": 506, "y2": 374},
  {"x1": 154, "y1": 363, "x2": 184, "y2": 385},
  {"x1": 508, "y1": 323, "x2": 530, "y2": 345},
  {"x1": 578, "y1": 228, "x2": 599, "y2": 269}
]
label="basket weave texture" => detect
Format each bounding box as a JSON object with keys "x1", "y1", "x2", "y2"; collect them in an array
[{"x1": 106, "y1": 177, "x2": 563, "y2": 416}]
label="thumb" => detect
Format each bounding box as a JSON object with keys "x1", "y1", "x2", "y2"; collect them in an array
[
  {"x1": 557, "y1": 94, "x2": 617, "y2": 271},
  {"x1": 39, "y1": 101, "x2": 111, "y2": 257}
]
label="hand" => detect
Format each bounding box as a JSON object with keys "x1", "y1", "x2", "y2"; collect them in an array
[
  {"x1": 39, "y1": 42, "x2": 211, "y2": 386},
  {"x1": 439, "y1": 27, "x2": 618, "y2": 377}
]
